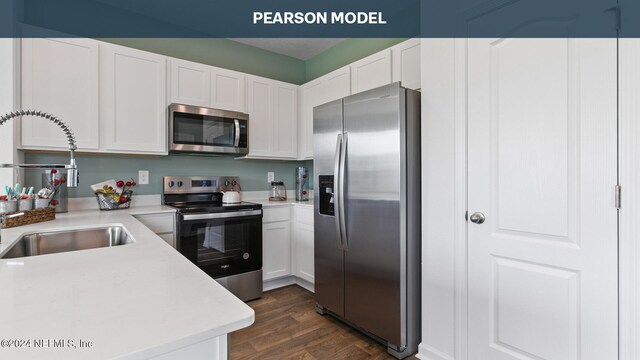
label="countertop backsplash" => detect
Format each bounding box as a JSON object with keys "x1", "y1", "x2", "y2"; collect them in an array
[{"x1": 24, "y1": 152, "x2": 313, "y2": 198}]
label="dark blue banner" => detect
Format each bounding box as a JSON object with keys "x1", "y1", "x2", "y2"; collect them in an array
[{"x1": 0, "y1": 0, "x2": 634, "y2": 38}]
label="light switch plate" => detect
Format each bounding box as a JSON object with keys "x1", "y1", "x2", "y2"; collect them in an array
[
  {"x1": 267, "y1": 172, "x2": 274, "y2": 183},
  {"x1": 138, "y1": 170, "x2": 149, "y2": 185}
]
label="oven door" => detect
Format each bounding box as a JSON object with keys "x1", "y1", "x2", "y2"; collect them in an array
[
  {"x1": 178, "y1": 210, "x2": 262, "y2": 278},
  {"x1": 169, "y1": 104, "x2": 248, "y2": 155}
]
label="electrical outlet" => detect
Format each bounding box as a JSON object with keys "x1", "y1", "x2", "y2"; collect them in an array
[
  {"x1": 138, "y1": 170, "x2": 149, "y2": 185},
  {"x1": 267, "y1": 172, "x2": 275, "y2": 183}
]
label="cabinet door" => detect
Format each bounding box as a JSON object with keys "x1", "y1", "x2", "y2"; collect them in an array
[
  {"x1": 272, "y1": 82, "x2": 297, "y2": 158},
  {"x1": 298, "y1": 80, "x2": 323, "y2": 159},
  {"x1": 247, "y1": 76, "x2": 274, "y2": 156},
  {"x1": 294, "y1": 222, "x2": 314, "y2": 283},
  {"x1": 323, "y1": 66, "x2": 351, "y2": 103},
  {"x1": 263, "y1": 221, "x2": 291, "y2": 280},
  {"x1": 100, "y1": 43, "x2": 167, "y2": 154},
  {"x1": 392, "y1": 38, "x2": 421, "y2": 90},
  {"x1": 21, "y1": 38, "x2": 99, "y2": 150},
  {"x1": 298, "y1": 66, "x2": 350, "y2": 160},
  {"x1": 350, "y1": 49, "x2": 392, "y2": 94},
  {"x1": 211, "y1": 67, "x2": 246, "y2": 113},
  {"x1": 170, "y1": 58, "x2": 211, "y2": 107}
]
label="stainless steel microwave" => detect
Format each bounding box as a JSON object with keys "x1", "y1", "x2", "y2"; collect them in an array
[{"x1": 169, "y1": 104, "x2": 249, "y2": 155}]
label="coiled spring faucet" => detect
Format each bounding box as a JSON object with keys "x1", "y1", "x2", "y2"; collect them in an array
[{"x1": 0, "y1": 110, "x2": 79, "y2": 187}]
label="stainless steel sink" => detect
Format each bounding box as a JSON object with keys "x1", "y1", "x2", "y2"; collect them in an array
[{"x1": 1, "y1": 226, "x2": 134, "y2": 259}]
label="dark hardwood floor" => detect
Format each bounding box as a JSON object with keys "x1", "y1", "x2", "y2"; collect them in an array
[{"x1": 230, "y1": 285, "x2": 419, "y2": 360}]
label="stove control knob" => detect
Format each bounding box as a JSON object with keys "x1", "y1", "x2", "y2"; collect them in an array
[
  {"x1": 168, "y1": 180, "x2": 175, "y2": 188},
  {"x1": 177, "y1": 181, "x2": 184, "y2": 187},
  {"x1": 243, "y1": 253, "x2": 250, "y2": 260}
]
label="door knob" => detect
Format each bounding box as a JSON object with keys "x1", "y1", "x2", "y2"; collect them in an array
[{"x1": 469, "y1": 212, "x2": 485, "y2": 224}]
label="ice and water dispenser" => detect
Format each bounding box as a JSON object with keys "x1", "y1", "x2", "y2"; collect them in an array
[{"x1": 318, "y1": 175, "x2": 335, "y2": 216}]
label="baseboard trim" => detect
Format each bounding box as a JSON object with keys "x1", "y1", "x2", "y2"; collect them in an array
[
  {"x1": 417, "y1": 343, "x2": 454, "y2": 360},
  {"x1": 263, "y1": 276, "x2": 314, "y2": 293}
]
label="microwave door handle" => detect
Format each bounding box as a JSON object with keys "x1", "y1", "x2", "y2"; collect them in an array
[
  {"x1": 234, "y1": 119, "x2": 240, "y2": 147},
  {"x1": 334, "y1": 133, "x2": 343, "y2": 250}
]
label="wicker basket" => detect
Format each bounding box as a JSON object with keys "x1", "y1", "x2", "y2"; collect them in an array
[
  {"x1": 95, "y1": 191, "x2": 133, "y2": 211},
  {"x1": 0, "y1": 207, "x2": 56, "y2": 229}
]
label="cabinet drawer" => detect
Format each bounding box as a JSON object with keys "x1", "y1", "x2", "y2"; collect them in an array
[
  {"x1": 135, "y1": 213, "x2": 175, "y2": 234},
  {"x1": 263, "y1": 206, "x2": 290, "y2": 223}
]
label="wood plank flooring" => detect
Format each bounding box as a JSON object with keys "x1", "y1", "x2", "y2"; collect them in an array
[{"x1": 230, "y1": 285, "x2": 419, "y2": 360}]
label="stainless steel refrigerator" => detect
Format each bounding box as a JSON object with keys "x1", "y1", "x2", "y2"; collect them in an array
[{"x1": 313, "y1": 82, "x2": 421, "y2": 359}]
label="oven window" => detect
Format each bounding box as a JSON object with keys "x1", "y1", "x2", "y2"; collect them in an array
[
  {"x1": 197, "y1": 222, "x2": 248, "y2": 265},
  {"x1": 173, "y1": 112, "x2": 235, "y2": 147},
  {"x1": 179, "y1": 216, "x2": 262, "y2": 277}
]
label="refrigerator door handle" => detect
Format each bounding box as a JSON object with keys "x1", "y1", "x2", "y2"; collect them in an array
[
  {"x1": 339, "y1": 132, "x2": 348, "y2": 250},
  {"x1": 334, "y1": 133, "x2": 344, "y2": 250}
]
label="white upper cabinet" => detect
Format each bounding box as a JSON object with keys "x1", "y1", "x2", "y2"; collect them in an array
[
  {"x1": 298, "y1": 66, "x2": 350, "y2": 159},
  {"x1": 100, "y1": 43, "x2": 167, "y2": 154},
  {"x1": 21, "y1": 38, "x2": 100, "y2": 150},
  {"x1": 298, "y1": 80, "x2": 323, "y2": 160},
  {"x1": 273, "y1": 83, "x2": 297, "y2": 158},
  {"x1": 247, "y1": 76, "x2": 274, "y2": 157},
  {"x1": 247, "y1": 75, "x2": 297, "y2": 159},
  {"x1": 392, "y1": 38, "x2": 421, "y2": 90},
  {"x1": 170, "y1": 58, "x2": 211, "y2": 107},
  {"x1": 350, "y1": 48, "x2": 392, "y2": 94},
  {"x1": 323, "y1": 66, "x2": 351, "y2": 102},
  {"x1": 169, "y1": 60, "x2": 246, "y2": 113},
  {"x1": 211, "y1": 67, "x2": 246, "y2": 113}
]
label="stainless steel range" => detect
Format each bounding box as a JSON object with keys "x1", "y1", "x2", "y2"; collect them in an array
[{"x1": 163, "y1": 176, "x2": 262, "y2": 301}]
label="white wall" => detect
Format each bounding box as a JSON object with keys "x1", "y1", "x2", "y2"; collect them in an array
[{"x1": 0, "y1": 38, "x2": 22, "y2": 187}]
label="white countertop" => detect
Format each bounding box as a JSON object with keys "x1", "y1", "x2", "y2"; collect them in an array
[
  {"x1": 250, "y1": 198, "x2": 314, "y2": 208},
  {"x1": 0, "y1": 206, "x2": 254, "y2": 360}
]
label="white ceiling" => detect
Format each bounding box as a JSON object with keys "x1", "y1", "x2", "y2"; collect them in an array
[{"x1": 229, "y1": 38, "x2": 344, "y2": 60}]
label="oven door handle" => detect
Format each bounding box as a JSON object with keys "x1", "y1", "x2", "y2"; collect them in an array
[{"x1": 182, "y1": 210, "x2": 262, "y2": 221}]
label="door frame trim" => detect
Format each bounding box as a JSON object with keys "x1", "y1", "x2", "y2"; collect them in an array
[
  {"x1": 618, "y1": 38, "x2": 638, "y2": 360},
  {"x1": 418, "y1": 38, "x2": 470, "y2": 360}
]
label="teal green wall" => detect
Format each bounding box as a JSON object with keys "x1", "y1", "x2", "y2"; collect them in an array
[
  {"x1": 100, "y1": 38, "x2": 307, "y2": 85},
  {"x1": 24, "y1": 153, "x2": 313, "y2": 198},
  {"x1": 304, "y1": 38, "x2": 408, "y2": 81}
]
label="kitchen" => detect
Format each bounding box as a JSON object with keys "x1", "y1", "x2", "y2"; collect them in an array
[
  {"x1": 0, "y1": 37, "x2": 421, "y2": 359},
  {"x1": 1, "y1": 26, "x2": 640, "y2": 360}
]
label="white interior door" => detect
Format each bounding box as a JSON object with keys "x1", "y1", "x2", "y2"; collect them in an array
[{"x1": 467, "y1": 39, "x2": 618, "y2": 360}]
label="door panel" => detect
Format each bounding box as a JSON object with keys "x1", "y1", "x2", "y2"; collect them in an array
[
  {"x1": 343, "y1": 84, "x2": 403, "y2": 346},
  {"x1": 313, "y1": 99, "x2": 345, "y2": 317},
  {"x1": 467, "y1": 38, "x2": 617, "y2": 360}
]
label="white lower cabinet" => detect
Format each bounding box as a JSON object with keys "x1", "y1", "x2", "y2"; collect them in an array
[
  {"x1": 292, "y1": 206, "x2": 314, "y2": 283},
  {"x1": 262, "y1": 207, "x2": 292, "y2": 280},
  {"x1": 262, "y1": 205, "x2": 314, "y2": 290},
  {"x1": 134, "y1": 212, "x2": 177, "y2": 248}
]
